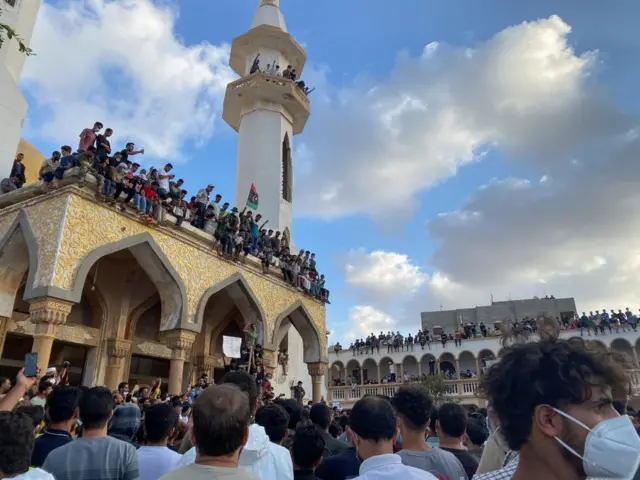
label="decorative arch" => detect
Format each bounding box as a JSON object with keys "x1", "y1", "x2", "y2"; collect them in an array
[
  {"x1": 281, "y1": 133, "x2": 292, "y2": 202},
  {"x1": 270, "y1": 300, "x2": 322, "y2": 363},
  {"x1": 362, "y1": 358, "x2": 378, "y2": 383},
  {"x1": 330, "y1": 360, "x2": 345, "y2": 371},
  {"x1": 53, "y1": 233, "x2": 190, "y2": 333},
  {"x1": 195, "y1": 272, "x2": 268, "y2": 345},
  {"x1": 478, "y1": 349, "x2": 496, "y2": 360},
  {"x1": 126, "y1": 293, "x2": 161, "y2": 340},
  {"x1": 0, "y1": 212, "x2": 40, "y2": 317},
  {"x1": 345, "y1": 358, "x2": 361, "y2": 369},
  {"x1": 439, "y1": 352, "x2": 456, "y2": 362},
  {"x1": 458, "y1": 350, "x2": 474, "y2": 361}
]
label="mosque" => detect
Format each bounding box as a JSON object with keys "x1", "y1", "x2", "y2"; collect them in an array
[{"x1": 0, "y1": 0, "x2": 327, "y2": 401}]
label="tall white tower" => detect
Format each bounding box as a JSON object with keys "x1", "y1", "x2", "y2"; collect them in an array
[
  {"x1": 223, "y1": 0, "x2": 310, "y2": 246},
  {"x1": 0, "y1": 0, "x2": 42, "y2": 170}
]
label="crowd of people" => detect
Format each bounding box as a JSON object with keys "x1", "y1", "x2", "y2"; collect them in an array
[
  {"x1": 2, "y1": 123, "x2": 330, "y2": 303},
  {"x1": 248, "y1": 54, "x2": 315, "y2": 96},
  {"x1": 3, "y1": 316, "x2": 637, "y2": 480}
]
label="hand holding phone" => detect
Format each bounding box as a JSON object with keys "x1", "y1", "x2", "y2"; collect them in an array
[{"x1": 24, "y1": 353, "x2": 38, "y2": 377}]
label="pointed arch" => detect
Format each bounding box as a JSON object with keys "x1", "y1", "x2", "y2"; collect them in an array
[
  {"x1": 48, "y1": 233, "x2": 190, "y2": 333},
  {"x1": 0, "y1": 211, "x2": 40, "y2": 317},
  {"x1": 282, "y1": 132, "x2": 292, "y2": 202},
  {"x1": 269, "y1": 300, "x2": 322, "y2": 363},
  {"x1": 195, "y1": 272, "x2": 268, "y2": 345}
]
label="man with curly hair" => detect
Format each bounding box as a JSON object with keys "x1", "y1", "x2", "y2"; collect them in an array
[{"x1": 475, "y1": 330, "x2": 640, "y2": 480}]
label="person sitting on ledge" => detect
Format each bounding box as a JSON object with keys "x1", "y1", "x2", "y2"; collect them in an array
[{"x1": 39, "y1": 151, "x2": 60, "y2": 186}]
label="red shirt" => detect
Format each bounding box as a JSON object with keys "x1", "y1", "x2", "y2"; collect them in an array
[
  {"x1": 78, "y1": 128, "x2": 96, "y2": 152},
  {"x1": 143, "y1": 186, "x2": 157, "y2": 200},
  {"x1": 262, "y1": 379, "x2": 271, "y2": 393}
]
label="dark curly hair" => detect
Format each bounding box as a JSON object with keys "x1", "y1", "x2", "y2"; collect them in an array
[
  {"x1": 478, "y1": 333, "x2": 629, "y2": 451},
  {"x1": 0, "y1": 411, "x2": 34, "y2": 475},
  {"x1": 392, "y1": 385, "x2": 433, "y2": 430}
]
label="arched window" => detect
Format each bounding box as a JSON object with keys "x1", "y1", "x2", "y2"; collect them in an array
[{"x1": 282, "y1": 133, "x2": 292, "y2": 202}]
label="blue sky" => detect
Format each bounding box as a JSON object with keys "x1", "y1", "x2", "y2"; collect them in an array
[{"x1": 18, "y1": 0, "x2": 640, "y2": 344}]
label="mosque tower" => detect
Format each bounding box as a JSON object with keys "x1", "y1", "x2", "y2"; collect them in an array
[
  {"x1": 222, "y1": 0, "x2": 310, "y2": 247},
  {"x1": 0, "y1": 0, "x2": 43, "y2": 173}
]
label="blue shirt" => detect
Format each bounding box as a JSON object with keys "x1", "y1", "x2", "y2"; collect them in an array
[
  {"x1": 59, "y1": 155, "x2": 77, "y2": 169},
  {"x1": 31, "y1": 428, "x2": 73, "y2": 467}
]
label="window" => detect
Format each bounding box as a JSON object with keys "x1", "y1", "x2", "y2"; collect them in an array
[{"x1": 282, "y1": 133, "x2": 292, "y2": 202}]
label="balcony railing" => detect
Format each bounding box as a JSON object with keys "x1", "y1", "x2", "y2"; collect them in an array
[
  {"x1": 328, "y1": 369, "x2": 640, "y2": 404},
  {"x1": 327, "y1": 379, "x2": 480, "y2": 403}
]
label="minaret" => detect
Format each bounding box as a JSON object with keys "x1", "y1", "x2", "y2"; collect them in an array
[
  {"x1": 0, "y1": 0, "x2": 42, "y2": 171},
  {"x1": 223, "y1": 0, "x2": 310, "y2": 246}
]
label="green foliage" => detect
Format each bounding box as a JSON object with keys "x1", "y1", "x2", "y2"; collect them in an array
[
  {"x1": 0, "y1": 6, "x2": 35, "y2": 56},
  {"x1": 420, "y1": 374, "x2": 450, "y2": 405}
]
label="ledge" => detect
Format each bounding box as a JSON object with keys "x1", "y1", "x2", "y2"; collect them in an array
[{"x1": 0, "y1": 174, "x2": 325, "y2": 305}]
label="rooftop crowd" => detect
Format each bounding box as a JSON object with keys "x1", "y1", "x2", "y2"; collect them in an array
[
  {"x1": 331, "y1": 307, "x2": 640, "y2": 357},
  {"x1": 1, "y1": 316, "x2": 638, "y2": 480},
  {"x1": 2, "y1": 123, "x2": 330, "y2": 303}
]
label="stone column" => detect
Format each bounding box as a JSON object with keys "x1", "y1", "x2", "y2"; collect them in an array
[
  {"x1": 307, "y1": 362, "x2": 326, "y2": 403},
  {"x1": 29, "y1": 298, "x2": 73, "y2": 373},
  {"x1": 455, "y1": 359, "x2": 461, "y2": 377},
  {"x1": 196, "y1": 354, "x2": 215, "y2": 379},
  {"x1": 475, "y1": 357, "x2": 481, "y2": 376},
  {"x1": 399, "y1": 363, "x2": 404, "y2": 382},
  {"x1": 164, "y1": 330, "x2": 196, "y2": 395},
  {"x1": 0, "y1": 316, "x2": 10, "y2": 358},
  {"x1": 376, "y1": 365, "x2": 381, "y2": 384},
  {"x1": 104, "y1": 339, "x2": 132, "y2": 391}
]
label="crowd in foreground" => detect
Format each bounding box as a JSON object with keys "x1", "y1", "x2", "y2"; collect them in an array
[
  {"x1": 2, "y1": 123, "x2": 330, "y2": 302},
  {"x1": 0, "y1": 315, "x2": 639, "y2": 480}
]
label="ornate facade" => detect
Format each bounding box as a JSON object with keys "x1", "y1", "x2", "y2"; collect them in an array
[{"x1": 0, "y1": 184, "x2": 327, "y2": 400}]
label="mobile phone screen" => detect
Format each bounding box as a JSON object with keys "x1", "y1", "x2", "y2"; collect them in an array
[{"x1": 24, "y1": 352, "x2": 38, "y2": 377}]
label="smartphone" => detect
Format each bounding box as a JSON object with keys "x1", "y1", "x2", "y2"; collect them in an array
[{"x1": 25, "y1": 352, "x2": 38, "y2": 377}]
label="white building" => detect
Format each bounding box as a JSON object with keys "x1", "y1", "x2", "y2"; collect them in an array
[
  {"x1": 223, "y1": 0, "x2": 310, "y2": 247},
  {"x1": 223, "y1": 0, "x2": 320, "y2": 402},
  {"x1": 0, "y1": 0, "x2": 42, "y2": 172}
]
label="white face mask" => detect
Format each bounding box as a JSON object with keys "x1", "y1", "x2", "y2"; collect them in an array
[{"x1": 553, "y1": 408, "x2": 640, "y2": 478}]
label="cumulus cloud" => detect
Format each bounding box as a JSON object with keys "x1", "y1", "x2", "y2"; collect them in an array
[
  {"x1": 345, "y1": 305, "x2": 397, "y2": 340},
  {"x1": 22, "y1": 0, "x2": 235, "y2": 158},
  {"x1": 343, "y1": 249, "x2": 427, "y2": 305},
  {"x1": 296, "y1": 15, "x2": 631, "y2": 221}
]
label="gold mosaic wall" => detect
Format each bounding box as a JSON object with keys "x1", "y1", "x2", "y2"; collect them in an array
[{"x1": 0, "y1": 191, "x2": 326, "y2": 358}]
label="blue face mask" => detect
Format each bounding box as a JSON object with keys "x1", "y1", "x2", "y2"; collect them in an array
[{"x1": 396, "y1": 433, "x2": 403, "y2": 443}]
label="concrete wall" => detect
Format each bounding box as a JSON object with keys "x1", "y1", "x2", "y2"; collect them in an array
[{"x1": 421, "y1": 297, "x2": 578, "y2": 332}]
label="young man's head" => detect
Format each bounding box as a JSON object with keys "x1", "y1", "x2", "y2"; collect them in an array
[
  {"x1": 0, "y1": 411, "x2": 35, "y2": 477},
  {"x1": 350, "y1": 396, "x2": 397, "y2": 460},
  {"x1": 191, "y1": 384, "x2": 251, "y2": 460},
  {"x1": 46, "y1": 386, "x2": 81, "y2": 430},
  {"x1": 309, "y1": 403, "x2": 331, "y2": 432},
  {"x1": 126, "y1": 142, "x2": 135, "y2": 152},
  {"x1": 164, "y1": 163, "x2": 173, "y2": 172},
  {"x1": 464, "y1": 417, "x2": 488, "y2": 449},
  {"x1": 291, "y1": 424, "x2": 325, "y2": 471},
  {"x1": 255, "y1": 404, "x2": 290, "y2": 445},
  {"x1": 79, "y1": 386, "x2": 114, "y2": 431},
  {"x1": 93, "y1": 122, "x2": 103, "y2": 132},
  {"x1": 144, "y1": 403, "x2": 179, "y2": 446},
  {"x1": 392, "y1": 385, "x2": 433, "y2": 437},
  {"x1": 436, "y1": 402, "x2": 467, "y2": 442},
  {"x1": 118, "y1": 382, "x2": 129, "y2": 395},
  {"x1": 38, "y1": 378, "x2": 53, "y2": 398},
  {"x1": 104, "y1": 128, "x2": 113, "y2": 137},
  {"x1": 479, "y1": 337, "x2": 638, "y2": 479},
  {"x1": 221, "y1": 370, "x2": 259, "y2": 415},
  {"x1": 61, "y1": 145, "x2": 72, "y2": 156},
  {"x1": 274, "y1": 398, "x2": 302, "y2": 432},
  {"x1": 15, "y1": 153, "x2": 24, "y2": 163}
]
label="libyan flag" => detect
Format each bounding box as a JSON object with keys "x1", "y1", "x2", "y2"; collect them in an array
[{"x1": 247, "y1": 184, "x2": 259, "y2": 210}]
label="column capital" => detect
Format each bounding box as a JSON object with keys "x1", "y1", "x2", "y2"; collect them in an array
[
  {"x1": 162, "y1": 330, "x2": 197, "y2": 361},
  {"x1": 106, "y1": 338, "x2": 132, "y2": 359},
  {"x1": 196, "y1": 354, "x2": 216, "y2": 373},
  {"x1": 29, "y1": 297, "x2": 73, "y2": 327},
  {"x1": 262, "y1": 349, "x2": 276, "y2": 369},
  {"x1": 307, "y1": 361, "x2": 327, "y2": 379}
]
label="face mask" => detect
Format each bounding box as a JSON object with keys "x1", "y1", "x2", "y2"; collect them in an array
[{"x1": 553, "y1": 408, "x2": 640, "y2": 478}]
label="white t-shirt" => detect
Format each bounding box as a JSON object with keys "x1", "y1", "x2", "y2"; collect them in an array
[
  {"x1": 12, "y1": 469, "x2": 55, "y2": 479},
  {"x1": 158, "y1": 167, "x2": 171, "y2": 191},
  {"x1": 137, "y1": 446, "x2": 181, "y2": 480}
]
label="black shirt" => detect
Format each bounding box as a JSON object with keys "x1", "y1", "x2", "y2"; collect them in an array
[
  {"x1": 294, "y1": 471, "x2": 318, "y2": 480},
  {"x1": 95, "y1": 134, "x2": 111, "y2": 158},
  {"x1": 315, "y1": 447, "x2": 360, "y2": 480},
  {"x1": 439, "y1": 447, "x2": 479, "y2": 479},
  {"x1": 31, "y1": 428, "x2": 73, "y2": 467}
]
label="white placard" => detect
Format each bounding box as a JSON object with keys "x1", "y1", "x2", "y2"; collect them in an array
[{"x1": 222, "y1": 336, "x2": 242, "y2": 359}]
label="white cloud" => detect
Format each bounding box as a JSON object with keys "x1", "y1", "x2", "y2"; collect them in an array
[
  {"x1": 295, "y1": 15, "x2": 631, "y2": 220},
  {"x1": 345, "y1": 305, "x2": 397, "y2": 340},
  {"x1": 343, "y1": 249, "x2": 427, "y2": 305},
  {"x1": 21, "y1": 0, "x2": 235, "y2": 158}
]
